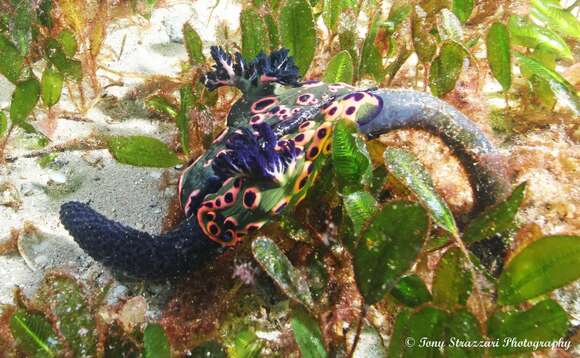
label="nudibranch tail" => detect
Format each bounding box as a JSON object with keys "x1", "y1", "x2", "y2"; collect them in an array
[
  {"x1": 358, "y1": 90, "x2": 510, "y2": 216},
  {"x1": 59, "y1": 202, "x2": 221, "y2": 278}
]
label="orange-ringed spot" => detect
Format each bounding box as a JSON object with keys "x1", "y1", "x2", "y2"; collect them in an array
[
  {"x1": 294, "y1": 129, "x2": 314, "y2": 146},
  {"x1": 250, "y1": 114, "x2": 264, "y2": 124},
  {"x1": 307, "y1": 146, "x2": 320, "y2": 160},
  {"x1": 251, "y1": 96, "x2": 278, "y2": 113},
  {"x1": 223, "y1": 229, "x2": 236, "y2": 242},
  {"x1": 245, "y1": 222, "x2": 265, "y2": 233},
  {"x1": 207, "y1": 222, "x2": 220, "y2": 237},
  {"x1": 224, "y1": 217, "x2": 238, "y2": 229},
  {"x1": 272, "y1": 198, "x2": 290, "y2": 215},
  {"x1": 243, "y1": 188, "x2": 261, "y2": 209},
  {"x1": 323, "y1": 142, "x2": 332, "y2": 154},
  {"x1": 299, "y1": 121, "x2": 315, "y2": 132}
]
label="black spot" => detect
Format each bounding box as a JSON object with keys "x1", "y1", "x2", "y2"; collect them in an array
[
  {"x1": 254, "y1": 98, "x2": 275, "y2": 111},
  {"x1": 224, "y1": 219, "x2": 236, "y2": 229},
  {"x1": 223, "y1": 230, "x2": 234, "y2": 242},
  {"x1": 244, "y1": 190, "x2": 257, "y2": 207},
  {"x1": 209, "y1": 223, "x2": 219, "y2": 235},
  {"x1": 298, "y1": 176, "x2": 308, "y2": 189},
  {"x1": 346, "y1": 106, "x2": 356, "y2": 115},
  {"x1": 328, "y1": 107, "x2": 337, "y2": 115},
  {"x1": 295, "y1": 133, "x2": 305, "y2": 142},
  {"x1": 269, "y1": 105, "x2": 280, "y2": 113},
  {"x1": 309, "y1": 147, "x2": 319, "y2": 158},
  {"x1": 353, "y1": 92, "x2": 364, "y2": 101},
  {"x1": 247, "y1": 224, "x2": 259, "y2": 232},
  {"x1": 225, "y1": 192, "x2": 234, "y2": 203},
  {"x1": 307, "y1": 162, "x2": 314, "y2": 174},
  {"x1": 317, "y1": 128, "x2": 327, "y2": 139},
  {"x1": 322, "y1": 100, "x2": 334, "y2": 110},
  {"x1": 215, "y1": 198, "x2": 222, "y2": 207},
  {"x1": 298, "y1": 94, "x2": 310, "y2": 102},
  {"x1": 300, "y1": 121, "x2": 311, "y2": 129},
  {"x1": 203, "y1": 202, "x2": 214, "y2": 208}
]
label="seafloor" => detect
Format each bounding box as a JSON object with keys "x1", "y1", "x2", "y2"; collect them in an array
[{"x1": 0, "y1": 0, "x2": 578, "y2": 353}]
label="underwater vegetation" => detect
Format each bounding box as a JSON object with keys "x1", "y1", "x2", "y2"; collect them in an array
[{"x1": 0, "y1": 0, "x2": 579, "y2": 357}]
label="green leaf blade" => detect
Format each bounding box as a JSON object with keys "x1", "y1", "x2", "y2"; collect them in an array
[
  {"x1": 145, "y1": 95, "x2": 178, "y2": 119},
  {"x1": 322, "y1": 0, "x2": 341, "y2": 33},
  {"x1": 429, "y1": 41, "x2": 466, "y2": 97},
  {"x1": 0, "y1": 111, "x2": 8, "y2": 138},
  {"x1": 531, "y1": 0, "x2": 580, "y2": 39},
  {"x1": 515, "y1": 52, "x2": 580, "y2": 115},
  {"x1": 463, "y1": 182, "x2": 526, "y2": 244},
  {"x1": 403, "y1": 307, "x2": 448, "y2": 357},
  {"x1": 107, "y1": 135, "x2": 181, "y2": 168},
  {"x1": 507, "y1": 16, "x2": 572, "y2": 60},
  {"x1": 279, "y1": 0, "x2": 316, "y2": 76},
  {"x1": 432, "y1": 247, "x2": 472, "y2": 308},
  {"x1": 360, "y1": 12, "x2": 384, "y2": 81},
  {"x1": 445, "y1": 309, "x2": 483, "y2": 358},
  {"x1": 390, "y1": 274, "x2": 432, "y2": 307},
  {"x1": 35, "y1": 274, "x2": 97, "y2": 357},
  {"x1": 183, "y1": 24, "x2": 205, "y2": 65},
  {"x1": 41, "y1": 67, "x2": 64, "y2": 108},
  {"x1": 331, "y1": 119, "x2": 371, "y2": 192},
  {"x1": 177, "y1": 84, "x2": 195, "y2": 155},
  {"x1": 384, "y1": 147, "x2": 458, "y2": 235},
  {"x1": 290, "y1": 306, "x2": 327, "y2": 358},
  {"x1": 252, "y1": 237, "x2": 314, "y2": 308},
  {"x1": 354, "y1": 201, "x2": 429, "y2": 305},
  {"x1": 498, "y1": 235, "x2": 580, "y2": 306},
  {"x1": 412, "y1": 6, "x2": 437, "y2": 64},
  {"x1": 0, "y1": 35, "x2": 24, "y2": 83},
  {"x1": 343, "y1": 191, "x2": 378, "y2": 236},
  {"x1": 10, "y1": 310, "x2": 59, "y2": 358},
  {"x1": 451, "y1": 0, "x2": 474, "y2": 23},
  {"x1": 57, "y1": 30, "x2": 78, "y2": 57},
  {"x1": 437, "y1": 8, "x2": 464, "y2": 42},
  {"x1": 10, "y1": 77, "x2": 40, "y2": 125},
  {"x1": 240, "y1": 8, "x2": 269, "y2": 60},
  {"x1": 265, "y1": 14, "x2": 281, "y2": 50},
  {"x1": 323, "y1": 50, "x2": 354, "y2": 84},
  {"x1": 488, "y1": 299, "x2": 569, "y2": 355},
  {"x1": 144, "y1": 324, "x2": 171, "y2": 358},
  {"x1": 486, "y1": 22, "x2": 512, "y2": 91}
]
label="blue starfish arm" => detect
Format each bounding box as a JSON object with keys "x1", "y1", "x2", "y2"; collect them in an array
[{"x1": 60, "y1": 202, "x2": 222, "y2": 278}]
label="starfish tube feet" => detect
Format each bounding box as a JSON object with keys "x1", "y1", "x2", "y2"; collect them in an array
[{"x1": 59, "y1": 201, "x2": 221, "y2": 278}]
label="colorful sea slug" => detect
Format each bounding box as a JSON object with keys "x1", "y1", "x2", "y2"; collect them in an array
[{"x1": 60, "y1": 47, "x2": 508, "y2": 278}]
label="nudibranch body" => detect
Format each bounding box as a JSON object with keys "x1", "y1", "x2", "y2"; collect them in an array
[{"x1": 59, "y1": 47, "x2": 508, "y2": 278}]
